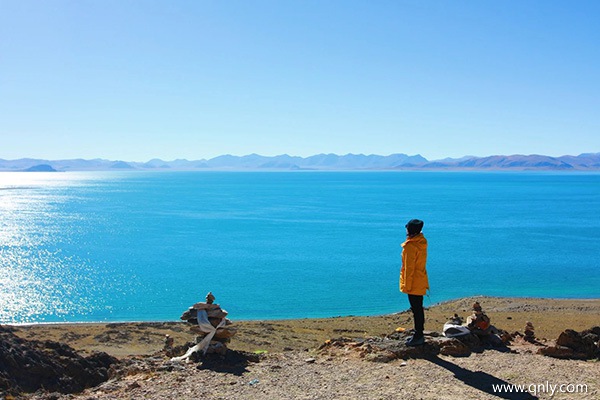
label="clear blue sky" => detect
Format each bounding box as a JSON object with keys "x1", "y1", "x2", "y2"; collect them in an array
[{"x1": 1, "y1": 0, "x2": 599, "y2": 161}]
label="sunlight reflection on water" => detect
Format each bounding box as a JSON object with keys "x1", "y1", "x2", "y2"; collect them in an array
[{"x1": 0, "y1": 172, "x2": 112, "y2": 323}]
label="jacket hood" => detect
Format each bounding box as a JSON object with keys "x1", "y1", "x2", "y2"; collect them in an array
[{"x1": 402, "y1": 233, "x2": 427, "y2": 250}]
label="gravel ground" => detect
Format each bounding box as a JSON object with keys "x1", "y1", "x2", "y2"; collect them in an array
[{"x1": 27, "y1": 350, "x2": 598, "y2": 400}]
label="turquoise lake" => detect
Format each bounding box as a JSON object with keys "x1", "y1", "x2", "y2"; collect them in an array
[{"x1": 1, "y1": 171, "x2": 599, "y2": 323}]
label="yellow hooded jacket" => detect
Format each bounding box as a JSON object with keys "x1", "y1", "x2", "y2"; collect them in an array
[{"x1": 400, "y1": 233, "x2": 429, "y2": 295}]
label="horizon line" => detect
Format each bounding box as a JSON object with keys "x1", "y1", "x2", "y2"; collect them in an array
[{"x1": 2, "y1": 151, "x2": 599, "y2": 164}]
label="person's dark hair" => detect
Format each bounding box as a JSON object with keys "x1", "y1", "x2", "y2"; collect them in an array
[{"x1": 406, "y1": 219, "x2": 424, "y2": 236}]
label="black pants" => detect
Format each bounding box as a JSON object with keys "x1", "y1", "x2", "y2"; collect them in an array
[{"x1": 408, "y1": 294, "x2": 424, "y2": 335}]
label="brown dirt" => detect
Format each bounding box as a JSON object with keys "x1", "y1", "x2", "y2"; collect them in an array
[{"x1": 6, "y1": 296, "x2": 600, "y2": 400}]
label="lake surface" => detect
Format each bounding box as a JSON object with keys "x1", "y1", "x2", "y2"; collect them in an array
[{"x1": 1, "y1": 171, "x2": 599, "y2": 323}]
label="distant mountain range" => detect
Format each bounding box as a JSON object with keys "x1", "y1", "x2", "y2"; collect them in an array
[{"x1": 1, "y1": 152, "x2": 600, "y2": 172}]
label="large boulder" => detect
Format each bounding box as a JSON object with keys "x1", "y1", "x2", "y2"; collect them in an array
[{"x1": 372, "y1": 336, "x2": 442, "y2": 360}]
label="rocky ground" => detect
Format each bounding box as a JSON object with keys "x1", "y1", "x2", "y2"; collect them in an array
[
  {"x1": 22, "y1": 350, "x2": 598, "y2": 400},
  {"x1": 2, "y1": 296, "x2": 599, "y2": 400}
]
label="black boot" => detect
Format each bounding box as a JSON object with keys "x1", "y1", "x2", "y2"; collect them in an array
[{"x1": 406, "y1": 333, "x2": 425, "y2": 346}]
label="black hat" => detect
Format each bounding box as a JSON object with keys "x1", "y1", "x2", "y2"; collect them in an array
[{"x1": 406, "y1": 219, "x2": 424, "y2": 235}]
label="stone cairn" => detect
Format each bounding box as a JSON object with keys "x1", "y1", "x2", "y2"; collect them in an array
[
  {"x1": 524, "y1": 321, "x2": 536, "y2": 343},
  {"x1": 178, "y1": 292, "x2": 237, "y2": 356},
  {"x1": 466, "y1": 302, "x2": 491, "y2": 333}
]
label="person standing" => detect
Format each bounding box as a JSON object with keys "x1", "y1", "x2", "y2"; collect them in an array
[{"x1": 400, "y1": 219, "x2": 429, "y2": 346}]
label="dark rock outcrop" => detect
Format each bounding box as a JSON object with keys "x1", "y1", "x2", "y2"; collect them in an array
[
  {"x1": 319, "y1": 329, "x2": 509, "y2": 363},
  {"x1": 0, "y1": 325, "x2": 119, "y2": 395},
  {"x1": 538, "y1": 327, "x2": 600, "y2": 359}
]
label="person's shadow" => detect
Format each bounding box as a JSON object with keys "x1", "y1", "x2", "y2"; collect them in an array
[{"x1": 426, "y1": 355, "x2": 538, "y2": 400}]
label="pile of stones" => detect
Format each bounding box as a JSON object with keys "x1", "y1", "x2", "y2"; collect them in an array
[{"x1": 179, "y1": 292, "x2": 237, "y2": 355}]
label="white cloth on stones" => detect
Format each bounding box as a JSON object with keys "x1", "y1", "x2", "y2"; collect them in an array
[
  {"x1": 171, "y1": 310, "x2": 226, "y2": 361},
  {"x1": 442, "y1": 322, "x2": 471, "y2": 338}
]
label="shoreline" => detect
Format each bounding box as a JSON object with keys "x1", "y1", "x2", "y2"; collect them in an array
[
  {"x1": 7, "y1": 296, "x2": 600, "y2": 357},
  {"x1": 6, "y1": 295, "x2": 600, "y2": 327}
]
